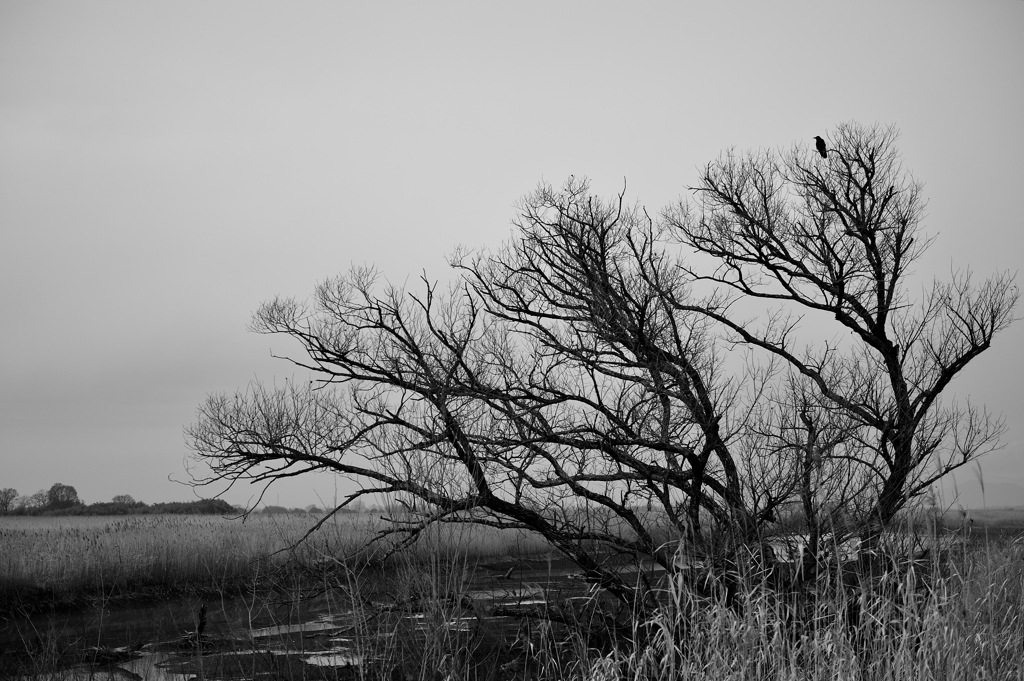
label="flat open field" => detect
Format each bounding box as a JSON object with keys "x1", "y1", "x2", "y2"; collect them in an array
[
  {"x1": 940, "y1": 506, "x2": 1024, "y2": 537},
  {"x1": 4, "y1": 507, "x2": 1023, "y2": 609},
  {"x1": 0, "y1": 512, "x2": 551, "y2": 609}
]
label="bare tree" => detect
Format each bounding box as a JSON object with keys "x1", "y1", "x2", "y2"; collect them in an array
[
  {"x1": 0, "y1": 488, "x2": 17, "y2": 514},
  {"x1": 111, "y1": 494, "x2": 136, "y2": 505},
  {"x1": 663, "y1": 122, "x2": 1018, "y2": 541},
  {"x1": 188, "y1": 124, "x2": 1017, "y2": 618},
  {"x1": 188, "y1": 187, "x2": 778, "y2": 618},
  {"x1": 27, "y1": 489, "x2": 48, "y2": 510},
  {"x1": 451, "y1": 181, "x2": 785, "y2": 550}
]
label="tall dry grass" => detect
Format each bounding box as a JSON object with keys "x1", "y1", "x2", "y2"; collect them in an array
[
  {"x1": 0, "y1": 513, "x2": 548, "y2": 607},
  {"x1": 6, "y1": 512, "x2": 1024, "y2": 680},
  {"x1": 569, "y1": 537, "x2": 1024, "y2": 681},
  {"x1": 300, "y1": 524, "x2": 1024, "y2": 680}
]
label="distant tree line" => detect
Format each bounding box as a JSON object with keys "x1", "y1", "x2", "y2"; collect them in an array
[
  {"x1": 0, "y1": 484, "x2": 237, "y2": 516},
  {"x1": 258, "y1": 504, "x2": 363, "y2": 515}
]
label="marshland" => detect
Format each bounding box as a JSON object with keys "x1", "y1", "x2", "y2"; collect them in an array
[
  {"x1": 4, "y1": 116, "x2": 1022, "y2": 680},
  {"x1": 3, "y1": 506, "x2": 1024, "y2": 680},
  {"x1": 4, "y1": 4, "x2": 1023, "y2": 676}
]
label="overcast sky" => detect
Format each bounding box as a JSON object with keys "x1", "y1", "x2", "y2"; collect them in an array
[{"x1": 1, "y1": 1, "x2": 1021, "y2": 509}]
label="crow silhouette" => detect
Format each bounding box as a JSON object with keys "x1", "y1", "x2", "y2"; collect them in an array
[{"x1": 814, "y1": 135, "x2": 828, "y2": 159}]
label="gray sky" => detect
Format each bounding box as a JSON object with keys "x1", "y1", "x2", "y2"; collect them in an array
[{"x1": 1, "y1": 1, "x2": 1021, "y2": 509}]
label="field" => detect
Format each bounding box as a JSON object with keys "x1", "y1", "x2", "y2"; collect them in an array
[
  {"x1": 940, "y1": 506, "x2": 1024, "y2": 537},
  {"x1": 0, "y1": 513, "x2": 550, "y2": 609},
  {"x1": 2, "y1": 510, "x2": 1024, "y2": 680}
]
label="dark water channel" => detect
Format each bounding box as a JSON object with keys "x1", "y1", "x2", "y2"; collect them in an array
[{"x1": 1, "y1": 555, "x2": 664, "y2": 680}]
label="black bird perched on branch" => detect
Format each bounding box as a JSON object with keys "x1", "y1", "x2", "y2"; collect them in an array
[{"x1": 814, "y1": 135, "x2": 828, "y2": 159}]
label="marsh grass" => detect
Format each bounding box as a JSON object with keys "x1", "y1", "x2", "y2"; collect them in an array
[
  {"x1": 0, "y1": 513, "x2": 549, "y2": 610},
  {"x1": 578, "y1": 534, "x2": 1024, "y2": 681},
  {"x1": 1, "y1": 514, "x2": 286, "y2": 608},
  {"x1": 313, "y1": 522, "x2": 1024, "y2": 680},
  {"x1": 6, "y1": 514, "x2": 1024, "y2": 680}
]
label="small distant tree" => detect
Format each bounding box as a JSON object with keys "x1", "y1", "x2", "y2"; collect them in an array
[
  {"x1": 47, "y1": 483, "x2": 81, "y2": 509},
  {"x1": 0, "y1": 488, "x2": 17, "y2": 514},
  {"x1": 306, "y1": 504, "x2": 323, "y2": 514},
  {"x1": 111, "y1": 494, "x2": 136, "y2": 505},
  {"x1": 28, "y1": 490, "x2": 48, "y2": 510}
]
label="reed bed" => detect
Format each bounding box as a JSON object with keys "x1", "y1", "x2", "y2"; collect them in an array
[
  {"x1": 315, "y1": 531, "x2": 1024, "y2": 680},
  {"x1": 5, "y1": 514, "x2": 1024, "y2": 679},
  {"x1": 0, "y1": 512, "x2": 548, "y2": 608},
  {"x1": 568, "y1": 537, "x2": 1024, "y2": 681}
]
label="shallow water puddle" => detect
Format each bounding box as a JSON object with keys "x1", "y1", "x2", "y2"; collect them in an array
[
  {"x1": 302, "y1": 651, "x2": 364, "y2": 667},
  {"x1": 3, "y1": 551, "x2": 630, "y2": 679},
  {"x1": 249, "y1": 619, "x2": 346, "y2": 638},
  {"x1": 16, "y1": 650, "x2": 202, "y2": 681},
  {"x1": 464, "y1": 584, "x2": 545, "y2": 601},
  {"x1": 444, "y1": 617, "x2": 476, "y2": 632}
]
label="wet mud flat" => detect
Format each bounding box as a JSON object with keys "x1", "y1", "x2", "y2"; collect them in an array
[{"x1": 0, "y1": 553, "x2": 666, "y2": 680}]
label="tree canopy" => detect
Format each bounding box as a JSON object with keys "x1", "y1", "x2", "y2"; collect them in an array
[{"x1": 47, "y1": 483, "x2": 81, "y2": 509}]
